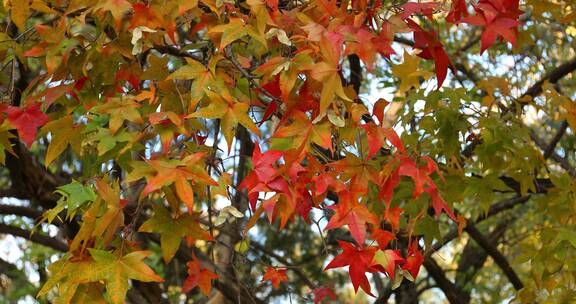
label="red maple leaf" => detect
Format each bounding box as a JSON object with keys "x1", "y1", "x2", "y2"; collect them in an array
[
  {"x1": 115, "y1": 67, "x2": 141, "y2": 91},
  {"x1": 380, "y1": 152, "x2": 455, "y2": 220},
  {"x1": 130, "y1": 3, "x2": 163, "y2": 29},
  {"x1": 463, "y1": 0, "x2": 522, "y2": 53},
  {"x1": 266, "y1": 0, "x2": 278, "y2": 10},
  {"x1": 372, "y1": 98, "x2": 389, "y2": 126},
  {"x1": 362, "y1": 124, "x2": 385, "y2": 160},
  {"x1": 324, "y1": 241, "x2": 378, "y2": 296},
  {"x1": 258, "y1": 76, "x2": 282, "y2": 124},
  {"x1": 384, "y1": 207, "x2": 403, "y2": 231},
  {"x1": 325, "y1": 190, "x2": 378, "y2": 246},
  {"x1": 406, "y1": 19, "x2": 452, "y2": 88},
  {"x1": 183, "y1": 254, "x2": 219, "y2": 295},
  {"x1": 447, "y1": 0, "x2": 469, "y2": 24},
  {"x1": 374, "y1": 23, "x2": 396, "y2": 59},
  {"x1": 4, "y1": 103, "x2": 49, "y2": 147},
  {"x1": 398, "y1": 2, "x2": 440, "y2": 20},
  {"x1": 403, "y1": 241, "x2": 424, "y2": 278},
  {"x1": 371, "y1": 249, "x2": 405, "y2": 279},
  {"x1": 382, "y1": 127, "x2": 405, "y2": 153},
  {"x1": 240, "y1": 143, "x2": 284, "y2": 210},
  {"x1": 313, "y1": 286, "x2": 337, "y2": 303},
  {"x1": 398, "y1": 156, "x2": 429, "y2": 197},
  {"x1": 425, "y1": 186, "x2": 456, "y2": 220},
  {"x1": 311, "y1": 172, "x2": 346, "y2": 196},
  {"x1": 379, "y1": 163, "x2": 400, "y2": 207},
  {"x1": 252, "y1": 144, "x2": 283, "y2": 183},
  {"x1": 371, "y1": 228, "x2": 396, "y2": 250},
  {"x1": 422, "y1": 155, "x2": 445, "y2": 182},
  {"x1": 262, "y1": 267, "x2": 288, "y2": 288}
]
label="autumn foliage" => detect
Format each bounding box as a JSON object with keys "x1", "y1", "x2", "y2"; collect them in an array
[{"x1": 1, "y1": 0, "x2": 576, "y2": 303}]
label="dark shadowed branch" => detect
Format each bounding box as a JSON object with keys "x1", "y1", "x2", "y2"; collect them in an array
[
  {"x1": 464, "y1": 224, "x2": 524, "y2": 291},
  {"x1": 423, "y1": 257, "x2": 470, "y2": 304},
  {"x1": 0, "y1": 223, "x2": 67, "y2": 252}
]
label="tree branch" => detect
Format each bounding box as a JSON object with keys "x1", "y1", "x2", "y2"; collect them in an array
[
  {"x1": 348, "y1": 54, "x2": 363, "y2": 94},
  {"x1": 212, "y1": 125, "x2": 258, "y2": 302},
  {"x1": 478, "y1": 196, "x2": 531, "y2": 222},
  {"x1": 224, "y1": 46, "x2": 283, "y2": 108},
  {"x1": 0, "y1": 256, "x2": 36, "y2": 294},
  {"x1": 530, "y1": 129, "x2": 576, "y2": 178},
  {"x1": 0, "y1": 223, "x2": 67, "y2": 252},
  {"x1": 0, "y1": 204, "x2": 44, "y2": 219},
  {"x1": 152, "y1": 44, "x2": 204, "y2": 61},
  {"x1": 522, "y1": 57, "x2": 576, "y2": 99},
  {"x1": 250, "y1": 241, "x2": 317, "y2": 290},
  {"x1": 543, "y1": 120, "x2": 569, "y2": 159},
  {"x1": 431, "y1": 195, "x2": 531, "y2": 254},
  {"x1": 423, "y1": 257, "x2": 470, "y2": 304},
  {"x1": 456, "y1": 219, "x2": 514, "y2": 288},
  {"x1": 464, "y1": 224, "x2": 524, "y2": 291}
]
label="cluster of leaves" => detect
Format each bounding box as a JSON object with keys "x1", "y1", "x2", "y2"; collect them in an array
[{"x1": 1, "y1": 0, "x2": 576, "y2": 303}]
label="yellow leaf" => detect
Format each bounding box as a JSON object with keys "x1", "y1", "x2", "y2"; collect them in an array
[
  {"x1": 167, "y1": 59, "x2": 207, "y2": 80},
  {"x1": 84, "y1": 250, "x2": 163, "y2": 304},
  {"x1": 248, "y1": 0, "x2": 271, "y2": 34},
  {"x1": 391, "y1": 51, "x2": 433, "y2": 93},
  {"x1": 233, "y1": 102, "x2": 261, "y2": 137},
  {"x1": 95, "y1": 0, "x2": 132, "y2": 29},
  {"x1": 178, "y1": 0, "x2": 199, "y2": 15},
  {"x1": 175, "y1": 177, "x2": 195, "y2": 211},
  {"x1": 6, "y1": 0, "x2": 30, "y2": 31},
  {"x1": 310, "y1": 61, "x2": 337, "y2": 82},
  {"x1": 319, "y1": 73, "x2": 339, "y2": 115},
  {"x1": 0, "y1": 123, "x2": 16, "y2": 165},
  {"x1": 31, "y1": 0, "x2": 57, "y2": 14},
  {"x1": 94, "y1": 98, "x2": 143, "y2": 134},
  {"x1": 41, "y1": 116, "x2": 85, "y2": 167},
  {"x1": 209, "y1": 18, "x2": 248, "y2": 49}
]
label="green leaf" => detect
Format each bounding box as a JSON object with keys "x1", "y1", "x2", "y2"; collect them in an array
[
  {"x1": 84, "y1": 250, "x2": 163, "y2": 304},
  {"x1": 43, "y1": 181, "x2": 96, "y2": 223},
  {"x1": 557, "y1": 228, "x2": 576, "y2": 248},
  {"x1": 139, "y1": 205, "x2": 211, "y2": 263}
]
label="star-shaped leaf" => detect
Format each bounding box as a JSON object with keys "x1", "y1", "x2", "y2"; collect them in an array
[
  {"x1": 371, "y1": 228, "x2": 396, "y2": 250},
  {"x1": 141, "y1": 153, "x2": 217, "y2": 211},
  {"x1": 183, "y1": 254, "x2": 219, "y2": 295},
  {"x1": 262, "y1": 267, "x2": 288, "y2": 288},
  {"x1": 41, "y1": 115, "x2": 84, "y2": 166},
  {"x1": 371, "y1": 249, "x2": 404, "y2": 279},
  {"x1": 463, "y1": 0, "x2": 522, "y2": 52},
  {"x1": 96, "y1": 0, "x2": 133, "y2": 29},
  {"x1": 139, "y1": 205, "x2": 212, "y2": 263},
  {"x1": 447, "y1": 0, "x2": 469, "y2": 24},
  {"x1": 406, "y1": 20, "x2": 452, "y2": 88},
  {"x1": 85, "y1": 250, "x2": 163, "y2": 304},
  {"x1": 43, "y1": 180, "x2": 96, "y2": 223},
  {"x1": 93, "y1": 98, "x2": 143, "y2": 134},
  {"x1": 324, "y1": 241, "x2": 378, "y2": 296},
  {"x1": 4, "y1": 103, "x2": 49, "y2": 147},
  {"x1": 325, "y1": 191, "x2": 378, "y2": 246},
  {"x1": 391, "y1": 52, "x2": 433, "y2": 93},
  {"x1": 187, "y1": 92, "x2": 261, "y2": 150},
  {"x1": 402, "y1": 241, "x2": 424, "y2": 278}
]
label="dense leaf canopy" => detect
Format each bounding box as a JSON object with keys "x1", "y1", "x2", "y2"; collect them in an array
[{"x1": 0, "y1": 0, "x2": 576, "y2": 303}]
